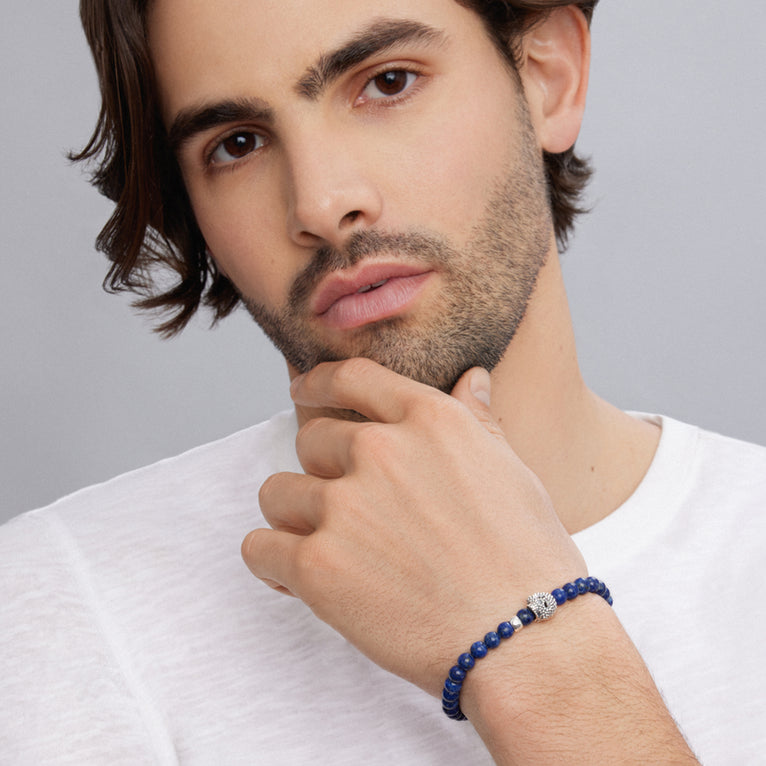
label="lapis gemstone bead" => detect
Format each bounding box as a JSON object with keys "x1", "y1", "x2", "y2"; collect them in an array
[
  {"x1": 443, "y1": 577, "x2": 613, "y2": 722},
  {"x1": 444, "y1": 678, "x2": 462, "y2": 695},
  {"x1": 551, "y1": 588, "x2": 567, "y2": 605},
  {"x1": 470, "y1": 641, "x2": 488, "y2": 659},
  {"x1": 484, "y1": 631, "x2": 501, "y2": 649},
  {"x1": 517, "y1": 608, "x2": 535, "y2": 625},
  {"x1": 574, "y1": 577, "x2": 589, "y2": 594},
  {"x1": 449, "y1": 665, "x2": 466, "y2": 683},
  {"x1": 497, "y1": 621, "x2": 515, "y2": 639},
  {"x1": 563, "y1": 582, "x2": 578, "y2": 600}
]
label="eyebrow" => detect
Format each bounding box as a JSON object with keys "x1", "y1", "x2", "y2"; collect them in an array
[
  {"x1": 296, "y1": 19, "x2": 447, "y2": 100},
  {"x1": 166, "y1": 19, "x2": 447, "y2": 152},
  {"x1": 168, "y1": 98, "x2": 274, "y2": 154}
]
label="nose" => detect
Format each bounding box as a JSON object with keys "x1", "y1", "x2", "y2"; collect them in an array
[{"x1": 284, "y1": 126, "x2": 384, "y2": 249}]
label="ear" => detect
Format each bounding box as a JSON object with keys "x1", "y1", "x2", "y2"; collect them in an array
[{"x1": 518, "y1": 6, "x2": 591, "y2": 154}]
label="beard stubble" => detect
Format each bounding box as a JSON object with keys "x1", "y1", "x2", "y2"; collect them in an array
[{"x1": 241, "y1": 113, "x2": 552, "y2": 395}]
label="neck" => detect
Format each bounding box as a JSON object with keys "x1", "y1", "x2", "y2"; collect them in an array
[
  {"x1": 289, "y1": 245, "x2": 659, "y2": 534},
  {"x1": 487, "y1": 248, "x2": 659, "y2": 533}
]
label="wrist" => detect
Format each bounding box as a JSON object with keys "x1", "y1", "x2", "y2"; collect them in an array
[
  {"x1": 443, "y1": 577, "x2": 612, "y2": 721},
  {"x1": 459, "y1": 593, "x2": 616, "y2": 720},
  {"x1": 456, "y1": 597, "x2": 698, "y2": 764}
]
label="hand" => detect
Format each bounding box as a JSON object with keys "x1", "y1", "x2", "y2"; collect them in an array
[
  {"x1": 242, "y1": 359, "x2": 700, "y2": 764},
  {"x1": 242, "y1": 358, "x2": 586, "y2": 697}
]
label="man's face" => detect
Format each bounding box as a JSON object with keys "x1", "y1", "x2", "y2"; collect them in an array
[{"x1": 150, "y1": 0, "x2": 554, "y2": 392}]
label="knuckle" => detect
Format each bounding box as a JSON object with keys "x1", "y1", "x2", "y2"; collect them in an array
[
  {"x1": 347, "y1": 422, "x2": 392, "y2": 463},
  {"x1": 410, "y1": 387, "x2": 460, "y2": 424},
  {"x1": 308, "y1": 479, "x2": 336, "y2": 521},
  {"x1": 295, "y1": 416, "x2": 332, "y2": 460},
  {"x1": 331, "y1": 357, "x2": 372, "y2": 388},
  {"x1": 293, "y1": 534, "x2": 336, "y2": 588},
  {"x1": 296, "y1": 415, "x2": 324, "y2": 448},
  {"x1": 294, "y1": 538, "x2": 318, "y2": 574}
]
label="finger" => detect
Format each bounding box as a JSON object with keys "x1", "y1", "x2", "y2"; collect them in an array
[
  {"x1": 296, "y1": 417, "x2": 350, "y2": 477},
  {"x1": 295, "y1": 416, "x2": 378, "y2": 477},
  {"x1": 290, "y1": 358, "x2": 438, "y2": 423},
  {"x1": 258, "y1": 471, "x2": 326, "y2": 534},
  {"x1": 450, "y1": 367, "x2": 507, "y2": 440},
  {"x1": 241, "y1": 527, "x2": 304, "y2": 598}
]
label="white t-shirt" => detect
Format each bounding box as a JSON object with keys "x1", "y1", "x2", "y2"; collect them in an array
[{"x1": 1, "y1": 412, "x2": 764, "y2": 765}]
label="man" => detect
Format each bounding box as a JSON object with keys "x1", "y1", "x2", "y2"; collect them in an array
[{"x1": 1, "y1": 1, "x2": 763, "y2": 764}]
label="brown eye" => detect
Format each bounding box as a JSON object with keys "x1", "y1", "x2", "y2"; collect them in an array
[
  {"x1": 362, "y1": 70, "x2": 417, "y2": 101},
  {"x1": 210, "y1": 131, "x2": 264, "y2": 165},
  {"x1": 374, "y1": 70, "x2": 410, "y2": 96}
]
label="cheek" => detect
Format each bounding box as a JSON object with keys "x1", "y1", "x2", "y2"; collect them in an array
[
  {"x1": 187, "y1": 180, "x2": 293, "y2": 309},
  {"x1": 384, "y1": 84, "x2": 520, "y2": 235}
]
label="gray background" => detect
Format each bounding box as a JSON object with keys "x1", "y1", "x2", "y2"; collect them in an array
[{"x1": 2, "y1": 2, "x2": 764, "y2": 524}]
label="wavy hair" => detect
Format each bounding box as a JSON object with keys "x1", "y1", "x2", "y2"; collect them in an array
[{"x1": 72, "y1": 0, "x2": 598, "y2": 336}]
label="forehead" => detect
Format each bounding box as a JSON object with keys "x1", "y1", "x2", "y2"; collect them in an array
[{"x1": 148, "y1": 0, "x2": 486, "y2": 118}]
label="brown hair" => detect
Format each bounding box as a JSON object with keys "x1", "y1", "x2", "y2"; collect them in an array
[{"x1": 73, "y1": 0, "x2": 598, "y2": 336}]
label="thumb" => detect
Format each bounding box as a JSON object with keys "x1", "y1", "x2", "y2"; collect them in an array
[{"x1": 451, "y1": 367, "x2": 504, "y2": 437}]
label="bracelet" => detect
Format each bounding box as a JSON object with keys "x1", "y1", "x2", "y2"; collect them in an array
[{"x1": 441, "y1": 577, "x2": 613, "y2": 720}]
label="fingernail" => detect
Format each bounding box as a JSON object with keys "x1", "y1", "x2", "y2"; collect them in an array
[{"x1": 470, "y1": 368, "x2": 491, "y2": 407}]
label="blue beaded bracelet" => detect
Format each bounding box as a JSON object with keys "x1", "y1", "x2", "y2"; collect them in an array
[{"x1": 441, "y1": 577, "x2": 613, "y2": 720}]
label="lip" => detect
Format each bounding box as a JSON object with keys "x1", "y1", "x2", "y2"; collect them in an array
[{"x1": 311, "y1": 262, "x2": 434, "y2": 330}]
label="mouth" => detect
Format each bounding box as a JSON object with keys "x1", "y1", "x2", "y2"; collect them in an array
[
  {"x1": 311, "y1": 262, "x2": 434, "y2": 330},
  {"x1": 355, "y1": 279, "x2": 389, "y2": 294}
]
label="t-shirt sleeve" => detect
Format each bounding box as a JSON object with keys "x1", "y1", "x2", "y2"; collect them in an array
[{"x1": 0, "y1": 512, "x2": 177, "y2": 765}]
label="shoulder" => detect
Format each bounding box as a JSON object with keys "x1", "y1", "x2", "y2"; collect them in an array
[
  {"x1": 632, "y1": 413, "x2": 766, "y2": 508},
  {"x1": 658, "y1": 414, "x2": 766, "y2": 505},
  {"x1": 3, "y1": 408, "x2": 299, "y2": 537},
  {"x1": 0, "y1": 409, "x2": 303, "y2": 761},
  {"x1": 575, "y1": 413, "x2": 766, "y2": 567},
  {"x1": 591, "y1": 416, "x2": 766, "y2": 764},
  {"x1": 0, "y1": 408, "x2": 300, "y2": 613}
]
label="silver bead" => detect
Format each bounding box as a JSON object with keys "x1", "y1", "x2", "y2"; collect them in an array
[
  {"x1": 510, "y1": 615, "x2": 524, "y2": 631},
  {"x1": 527, "y1": 592, "x2": 558, "y2": 621}
]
